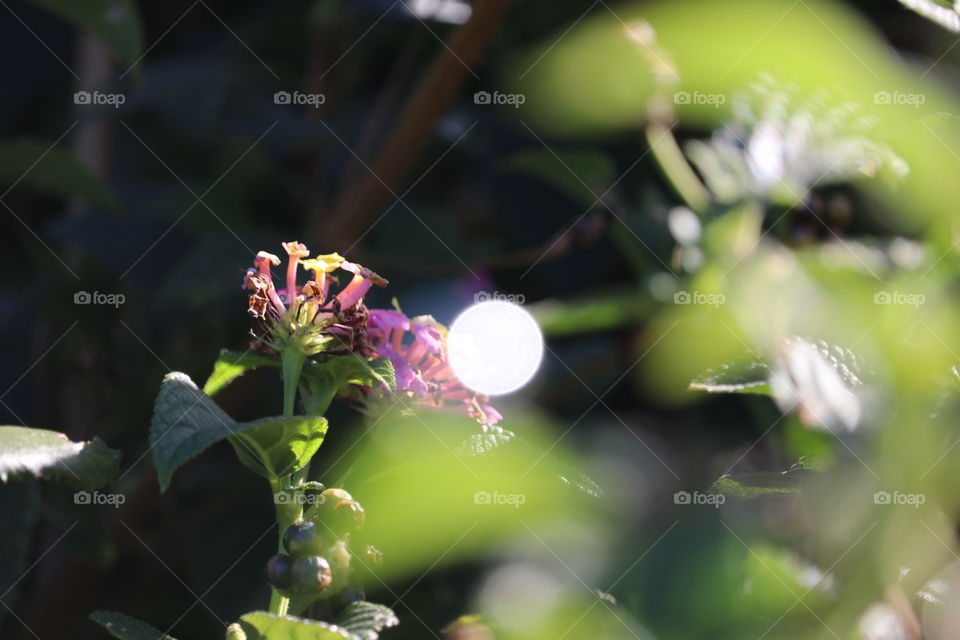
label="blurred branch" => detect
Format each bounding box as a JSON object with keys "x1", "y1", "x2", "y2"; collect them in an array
[
  {"x1": 337, "y1": 29, "x2": 427, "y2": 195},
  {"x1": 322, "y1": 0, "x2": 515, "y2": 249},
  {"x1": 72, "y1": 34, "x2": 115, "y2": 195}
]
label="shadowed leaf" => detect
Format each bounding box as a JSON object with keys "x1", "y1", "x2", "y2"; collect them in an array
[
  {"x1": 28, "y1": 0, "x2": 143, "y2": 67},
  {"x1": 0, "y1": 139, "x2": 115, "y2": 207},
  {"x1": 90, "y1": 611, "x2": 177, "y2": 640}
]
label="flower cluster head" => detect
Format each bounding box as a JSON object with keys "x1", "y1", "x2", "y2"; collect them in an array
[
  {"x1": 366, "y1": 309, "x2": 502, "y2": 425},
  {"x1": 243, "y1": 242, "x2": 386, "y2": 357},
  {"x1": 243, "y1": 242, "x2": 500, "y2": 425}
]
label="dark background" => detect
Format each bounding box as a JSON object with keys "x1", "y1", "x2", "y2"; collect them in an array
[{"x1": 0, "y1": 1, "x2": 950, "y2": 638}]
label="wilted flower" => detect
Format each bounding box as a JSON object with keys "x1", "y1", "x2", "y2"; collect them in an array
[
  {"x1": 366, "y1": 308, "x2": 502, "y2": 425},
  {"x1": 243, "y1": 242, "x2": 387, "y2": 356}
]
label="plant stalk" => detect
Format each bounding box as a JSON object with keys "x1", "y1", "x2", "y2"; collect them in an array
[{"x1": 269, "y1": 346, "x2": 309, "y2": 615}]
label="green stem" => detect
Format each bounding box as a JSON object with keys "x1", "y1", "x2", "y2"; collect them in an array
[
  {"x1": 646, "y1": 122, "x2": 711, "y2": 214},
  {"x1": 268, "y1": 476, "x2": 301, "y2": 616},
  {"x1": 269, "y1": 347, "x2": 308, "y2": 616},
  {"x1": 281, "y1": 348, "x2": 306, "y2": 416}
]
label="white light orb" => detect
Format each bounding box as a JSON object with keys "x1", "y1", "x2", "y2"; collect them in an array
[{"x1": 447, "y1": 301, "x2": 544, "y2": 396}]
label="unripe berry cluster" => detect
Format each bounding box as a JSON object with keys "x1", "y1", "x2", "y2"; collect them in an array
[{"x1": 264, "y1": 487, "x2": 379, "y2": 599}]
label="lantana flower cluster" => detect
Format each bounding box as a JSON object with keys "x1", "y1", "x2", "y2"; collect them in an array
[{"x1": 243, "y1": 242, "x2": 500, "y2": 425}]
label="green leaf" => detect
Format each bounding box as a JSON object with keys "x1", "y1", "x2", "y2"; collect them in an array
[
  {"x1": 27, "y1": 0, "x2": 144, "y2": 67},
  {"x1": 689, "y1": 356, "x2": 771, "y2": 395},
  {"x1": 334, "y1": 601, "x2": 399, "y2": 640},
  {"x1": 0, "y1": 426, "x2": 120, "y2": 490},
  {"x1": 237, "y1": 611, "x2": 353, "y2": 640},
  {"x1": 152, "y1": 372, "x2": 330, "y2": 488},
  {"x1": 89, "y1": 610, "x2": 177, "y2": 640},
  {"x1": 769, "y1": 336, "x2": 864, "y2": 433},
  {"x1": 150, "y1": 372, "x2": 238, "y2": 491},
  {"x1": 0, "y1": 480, "x2": 40, "y2": 624},
  {"x1": 528, "y1": 290, "x2": 654, "y2": 338},
  {"x1": 203, "y1": 349, "x2": 280, "y2": 396},
  {"x1": 736, "y1": 545, "x2": 835, "y2": 616},
  {"x1": 710, "y1": 469, "x2": 815, "y2": 499},
  {"x1": 459, "y1": 425, "x2": 606, "y2": 501},
  {"x1": 229, "y1": 415, "x2": 329, "y2": 481},
  {"x1": 301, "y1": 356, "x2": 395, "y2": 415},
  {"x1": 0, "y1": 139, "x2": 115, "y2": 207}
]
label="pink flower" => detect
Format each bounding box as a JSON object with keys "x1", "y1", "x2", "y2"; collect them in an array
[
  {"x1": 242, "y1": 244, "x2": 501, "y2": 425},
  {"x1": 243, "y1": 243, "x2": 386, "y2": 355},
  {"x1": 366, "y1": 308, "x2": 501, "y2": 425}
]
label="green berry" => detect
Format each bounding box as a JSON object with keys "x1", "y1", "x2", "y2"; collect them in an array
[
  {"x1": 332, "y1": 500, "x2": 365, "y2": 533},
  {"x1": 264, "y1": 553, "x2": 294, "y2": 590},
  {"x1": 320, "y1": 488, "x2": 352, "y2": 506},
  {"x1": 283, "y1": 520, "x2": 323, "y2": 558},
  {"x1": 291, "y1": 555, "x2": 332, "y2": 593}
]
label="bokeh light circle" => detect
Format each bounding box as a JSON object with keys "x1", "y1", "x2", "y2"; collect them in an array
[{"x1": 447, "y1": 301, "x2": 544, "y2": 396}]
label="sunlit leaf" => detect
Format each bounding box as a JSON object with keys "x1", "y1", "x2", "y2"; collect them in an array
[
  {"x1": 203, "y1": 349, "x2": 280, "y2": 396},
  {"x1": 334, "y1": 601, "x2": 399, "y2": 640},
  {"x1": 237, "y1": 611, "x2": 353, "y2": 640},
  {"x1": 459, "y1": 424, "x2": 606, "y2": 500},
  {"x1": 710, "y1": 469, "x2": 814, "y2": 499},
  {"x1": 689, "y1": 356, "x2": 771, "y2": 395},
  {"x1": 770, "y1": 336, "x2": 864, "y2": 433},
  {"x1": 301, "y1": 355, "x2": 395, "y2": 415},
  {"x1": 0, "y1": 426, "x2": 120, "y2": 490},
  {"x1": 152, "y1": 372, "x2": 331, "y2": 488},
  {"x1": 229, "y1": 415, "x2": 328, "y2": 480}
]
